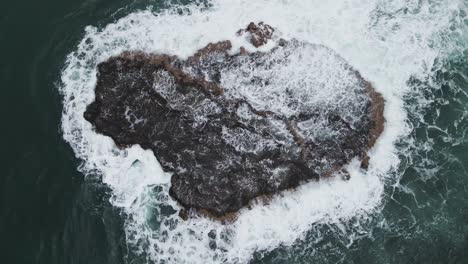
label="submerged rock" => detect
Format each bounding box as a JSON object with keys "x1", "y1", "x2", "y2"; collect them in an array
[{"x1": 84, "y1": 23, "x2": 385, "y2": 217}]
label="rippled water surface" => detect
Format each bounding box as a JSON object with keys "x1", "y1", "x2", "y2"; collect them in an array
[{"x1": 1, "y1": 0, "x2": 468, "y2": 263}]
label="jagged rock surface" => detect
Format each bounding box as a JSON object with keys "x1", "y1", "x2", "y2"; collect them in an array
[{"x1": 84, "y1": 23, "x2": 385, "y2": 217}]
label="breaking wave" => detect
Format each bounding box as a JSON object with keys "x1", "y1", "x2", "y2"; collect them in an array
[{"x1": 59, "y1": 0, "x2": 464, "y2": 263}]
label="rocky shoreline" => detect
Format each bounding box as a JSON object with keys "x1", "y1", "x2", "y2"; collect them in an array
[{"x1": 84, "y1": 23, "x2": 385, "y2": 218}]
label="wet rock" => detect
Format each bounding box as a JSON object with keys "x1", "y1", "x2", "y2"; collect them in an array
[
  {"x1": 237, "y1": 22, "x2": 274, "y2": 47},
  {"x1": 208, "y1": 230, "x2": 217, "y2": 239},
  {"x1": 84, "y1": 23, "x2": 385, "y2": 217}
]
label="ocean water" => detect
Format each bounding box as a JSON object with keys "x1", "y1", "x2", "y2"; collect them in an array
[{"x1": 1, "y1": 0, "x2": 468, "y2": 263}]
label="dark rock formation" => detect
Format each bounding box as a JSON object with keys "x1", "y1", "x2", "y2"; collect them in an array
[
  {"x1": 84, "y1": 23, "x2": 385, "y2": 217},
  {"x1": 237, "y1": 22, "x2": 274, "y2": 48}
]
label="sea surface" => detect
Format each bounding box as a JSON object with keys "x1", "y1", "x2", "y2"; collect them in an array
[{"x1": 1, "y1": 0, "x2": 468, "y2": 263}]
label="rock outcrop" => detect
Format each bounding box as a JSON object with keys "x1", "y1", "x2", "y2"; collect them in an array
[{"x1": 84, "y1": 23, "x2": 385, "y2": 217}]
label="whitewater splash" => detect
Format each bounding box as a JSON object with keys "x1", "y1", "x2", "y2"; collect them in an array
[{"x1": 60, "y1": 0, "x2": 461, "y2": 263}]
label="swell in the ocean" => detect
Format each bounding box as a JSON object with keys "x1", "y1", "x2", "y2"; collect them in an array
[{"x1": 59, "y1": 0, "x2": 466, "y2": 263}]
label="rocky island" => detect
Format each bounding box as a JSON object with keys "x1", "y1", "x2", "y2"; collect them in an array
[{"x1": 84, "y1": 23, "x2": 385, "y2": 218}]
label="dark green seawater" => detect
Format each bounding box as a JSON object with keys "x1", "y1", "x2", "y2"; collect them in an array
[{"x1": 1, "y1": 0, "x2": 467, "y2": 263}]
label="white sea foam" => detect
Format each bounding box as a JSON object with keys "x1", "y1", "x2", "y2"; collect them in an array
[{"x1": 60, "y1": 0, "x2": 462, "y2": 263}]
